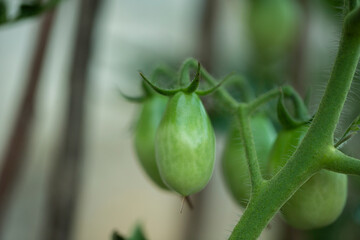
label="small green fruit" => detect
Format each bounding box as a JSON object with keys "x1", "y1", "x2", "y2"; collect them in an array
[
  {"x1": 134, "y1": 95, "x2": 168, "y2": 189},
  {"x1": 155, "y1": 92, "x2": 215, "y2": 196}
]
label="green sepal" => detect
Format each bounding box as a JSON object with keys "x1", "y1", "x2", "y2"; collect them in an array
[
  {"x1": 335, "y1": 114, "x2": 360, "y2": 148},
  {"x1": 118, "y1": 88, "x2": 148, "y2": 103},
  {"x1": 143, "y1": 64, "x2": 177, "y2": 97},
  {"x1": 183, "y1": 62, "x2": 201, "y2": 94},
  {"x1": 141, "y1": 81, "x2": 154, "y2": 98},
  {"x1": 111, "y1": 231, "x2": 126, "y2": 240},
  {"x1": 277, "y1": 90, "x2": 307, "y2": 129},
  {"x1": 196, "y1": 72, "x2": 234, "y2": 96},
  {"x1": 139, "y1": 72, "x2": 180, "y2": 96}
]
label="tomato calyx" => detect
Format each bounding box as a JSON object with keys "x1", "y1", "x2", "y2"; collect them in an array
[
  {"x1": 140, "y1": 60, "x2": 232, "y2": 97},
  {"x1": 119, "y1": 65, "x2": 176, "y2": 103}
]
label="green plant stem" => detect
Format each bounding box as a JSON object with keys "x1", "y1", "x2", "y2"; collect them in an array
[
  {"x1": 236, "y1": 105, "x2": 265, "y2": 191},
  {"x1": 179, "y1": 59, "x2": 192, "y2": 87},
  {"x1": 229, "y1": 154, "x2": 320, "y2": 240},
  {"x1": 325, "y1": 148, "x2": 360, "y2": 175},
  {"x1": 306, "y1": 32, "x2": 360, "y2": 146},
  {"x1": 283, "y1": 86, "x2": 309, "y2": 120},
  {"x1": 247, "y1": 88, "x2": 281, "y2": 114},
  {"x1": 228, "y1": 75, "x2": 255, "y2": 102},
  {"x1": 229, "y1": 9, "x2": 360, "y2": 240}
]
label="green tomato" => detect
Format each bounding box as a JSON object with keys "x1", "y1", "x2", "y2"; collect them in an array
[
  {"x1": 248, "y1": 0, "x2": 300, "y2": 60},
  {"x1": 155, "y1": 92, "x2": 215, "y2": 196},
  {"x1": 221, "y1": 115, "x2": 276, "y2": 207},
  {"x1": 134, "y1": 95, "x2": 168, "y2": 189},
  {"x1": 268, "y1": 125, "x2": 348, "y2": 230}
]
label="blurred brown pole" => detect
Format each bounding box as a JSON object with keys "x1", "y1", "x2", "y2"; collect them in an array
[
  {"x1": 0, "y1": 10, "x2": 56, "y2": 236},
  {"x1": 183, "y1": 0, "x2": 217, "y2": 239},
  {"x1": 289, "y1": 0, "x2": 310, "y2": 97},
  {"x1": 42, "y1": 0, "x2": 100, "y2": 240},
  {"x1": 197, "y1": 0, "x2": 217, "y2": 71}
]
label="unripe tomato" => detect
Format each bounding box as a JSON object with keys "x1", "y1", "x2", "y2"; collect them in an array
[
  {"x1": 134, "y1": 95, "x2": 168, "y2": 189},
  {"x1": 155, "y1": 92, "x2": 215, "y2": 196},
  {"x1": 248, "y1": 0, "x2": 300, "y2": 60},
  {"x1": 268, "y1": 125, "x2": 348, "y2": 229},
  {"x1": 221, "y1": 114, "x2": 276, "y2": 207}
]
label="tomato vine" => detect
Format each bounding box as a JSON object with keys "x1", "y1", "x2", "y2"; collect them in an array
[{"x1": 120, "y1": 1, "x2": 360, "y2": 239}]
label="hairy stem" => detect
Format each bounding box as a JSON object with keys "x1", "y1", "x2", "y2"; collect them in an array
[
  {"x1": 228, "y1": 9, "x2": 360, "y2": 240},
  {"x1": 325, "y1": 148, "x2": 360, "y2": 175},
  {"x1": 229, "y1": 153, "x2": 320, "y2": 240},
  {"x1": 247, "y1": 88, "x2": 281, "y2": 114},
  {"x1": 305, "y1": 27, "x2": 360, "y2": 146},
  {"x1": 236, "y1": 105, "x2": 265, "y2": 191}
]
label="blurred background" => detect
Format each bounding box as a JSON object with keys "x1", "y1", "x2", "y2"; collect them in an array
[{"x1": 0, "y1": 0, "x2": 360, "y2": 239}]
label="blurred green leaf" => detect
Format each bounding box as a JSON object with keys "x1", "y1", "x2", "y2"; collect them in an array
[
  {"x1": 0, "y1": 1, "x2": 6, "y2": 24},
  {"x1": 17, "y1": 3, "x2": 43, "y2": 19},
  {"x1": 112, "y1": 231, "x2": 126, "y2": 240},
  {"x1": 128, "y1": 225, "x2": 147, "y2": 240}
]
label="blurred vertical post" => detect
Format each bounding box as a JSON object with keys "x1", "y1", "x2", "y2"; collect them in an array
[
  {"x1": 197, "y1": 0, "x2": 217, "y2": 70},
  {"x1": 289, "y1": 0, "x2": 310, "y2": 97},
  {"x1": 42, "y1": 0, "x2": 100, "y2": 239},
  {"x1": 183, "y1": 0, "x2": 217, "y2": 239},
  {"x1": 0, "y1": 10, "x2": 56, "y2": 236}
]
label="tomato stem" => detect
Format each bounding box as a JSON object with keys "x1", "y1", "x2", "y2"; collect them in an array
[
  {"x1": 246, "y1": 88, "x2": 281, "y2": 114},
  {"x1": 229, "y1": 5, "x2": 360, "y2": 239},
  {"x1": 235, "y1": 105, "x2": 265, "y2": 192},
  {"x1": 325, "y1": 148, "x2": 360, "y2": 176}
]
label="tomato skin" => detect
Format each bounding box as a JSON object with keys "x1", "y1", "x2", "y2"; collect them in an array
[
  {"x1": 134, "y1": 95, "x2": 168, "y2": 189},
  {"x1": 155, "y1": 92, "x2": 215, "y2": 196},
  {"x1": 268, "y1": 125, "x2": 348, "y2": 229},
  {"x1": 221, "y1": 115, "x2": 276, "y2": 207}
]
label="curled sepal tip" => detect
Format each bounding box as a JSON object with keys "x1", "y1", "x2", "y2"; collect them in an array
[
  {"x1": 118, "y1": 88, "x2": 147, "y2": 103},
  {"x1": 183, "y1": 62, "x2": 201, "y2": 94},
  {"x1": 139, "y1": 72, "x2": 179, "y2": 96},
  {"x1": 277, "y1": 89, "x2": 306, "y2": 129},
  {"x1": 196, "y1": 72, "x2": 234, "y2": 96}
]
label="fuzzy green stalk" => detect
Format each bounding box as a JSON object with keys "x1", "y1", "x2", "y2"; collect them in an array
[{"x1": 229, "y1": 9, "x2": 360, "y2": 240}]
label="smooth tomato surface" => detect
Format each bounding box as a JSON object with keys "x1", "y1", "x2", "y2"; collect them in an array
[
  {"x1": 155, "y1": 92, "x2": 215, "y2": 196},
  {"x1": 268, "y1": 125, "x2": 347, "y2": 229}
]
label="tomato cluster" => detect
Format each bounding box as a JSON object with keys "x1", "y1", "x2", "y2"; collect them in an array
[
  {"x1": 128, "y1": 62, "x2": 348, "y2": 230},
  {"x1": 220, "y1": 90, "x2": 348, "y2": 229}
]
